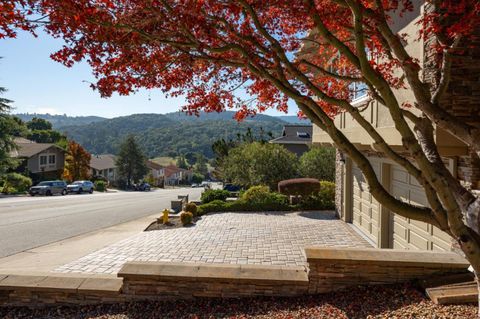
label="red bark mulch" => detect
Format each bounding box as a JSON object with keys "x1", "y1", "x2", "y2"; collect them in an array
[{"x1": 0, "y1": 284, "x2": 476, "y2": 319}]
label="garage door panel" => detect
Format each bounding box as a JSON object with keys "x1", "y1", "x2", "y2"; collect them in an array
[
  {"x1": 390, "y1": 164, "x2": 451, "y2": 251},
  {"x1": 409, "y1": 231, "x2": 430, "y2": 250},
  {"x1": 352, "y1": 163, "x2": 379, "y2": 245},
  {"x1": 410, "y1": 219, "x2": 429, "y2": 233}
]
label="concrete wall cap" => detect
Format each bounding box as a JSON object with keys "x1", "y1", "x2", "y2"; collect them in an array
[{"x1": 305, "y1": 247, "x2": 469, "y2": 268}]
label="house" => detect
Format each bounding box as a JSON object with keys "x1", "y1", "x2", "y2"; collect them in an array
[
  {"x1": 269, "y1": 125, "x2": 313, "y2": 156},
  {"x1": 146, "y1": 160, "x2": 164, "y2": 186},
  {"x1": 308, "y1": 1, "x2": 479, "y2": 251},
  {"x1": 90, "y1": 154, "x2": 118, "y2": 184},
  {"x1": 161, "y1": 165, "x2": 193, "y2": 186},
  {"x1": 10, "y1": 137, "x2": 65, "y2": 182}
]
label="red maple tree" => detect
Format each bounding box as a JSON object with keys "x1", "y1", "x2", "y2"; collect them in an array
[{"x1": 3, "y1": 0, "x2": 480, "y2": 300}]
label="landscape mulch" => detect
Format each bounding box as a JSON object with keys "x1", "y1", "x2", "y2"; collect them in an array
[{"x1": 0, "y1": 284, "x2": 476, "y2": 319}]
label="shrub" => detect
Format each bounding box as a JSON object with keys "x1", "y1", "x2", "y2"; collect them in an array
[
  {"x1": 185, "y1": 202, "x2": 198, "y2": 216},
  {"x1": 241, "y1": 185, "x2": 289, "y2": 208},
  {"x1": 1, "y1": 173, "x2": 32, "y2": 194},
  {"x1": 297, "y1": 181, "x2": 336, "y2": 210},
  {"x1": 94, "y1": 180, "x2": 106, "y2": 192},
  {"x1": 278, "y1": 178, "x2": 320, "y2": 198},
  {"x1": 180, "y1": 211, "x2": 194, "y2": 225},
  {"x1": 201, "y1": 189, "x2": 230, "y2": 204},
  {"x1": 318, "y1": 181, "x2": 335, "y2": 209},
  {"x1": 197, "y1": 200, "x2": 227, "y2": 215}
]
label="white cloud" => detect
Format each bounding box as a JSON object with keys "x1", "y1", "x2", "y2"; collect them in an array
[{"x1": 34, "y1": 107, "x2": 62, "y2": 115}]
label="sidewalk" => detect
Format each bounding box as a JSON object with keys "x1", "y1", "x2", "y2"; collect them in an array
[{"x1": 0, "y1": 213, "x2": 158, "y2": 276}]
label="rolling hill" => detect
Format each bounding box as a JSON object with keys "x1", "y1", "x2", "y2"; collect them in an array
[{"x1": 49, "y1": 111, "x2": 288, "y2": 158}]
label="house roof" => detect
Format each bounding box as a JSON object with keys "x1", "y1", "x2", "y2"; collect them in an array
[
  {"x1": 90, "y1": 154, "x2": 117, "y2": 170},
  {"x1": 270, "y1": 125, "x2": 313, "y2": 145},
  {"x1": 146, "y1": 160, "x2": 163, "y2": 171},
  {"x1": 10, "y1": 138, "x2": 65, "y2": 158}
]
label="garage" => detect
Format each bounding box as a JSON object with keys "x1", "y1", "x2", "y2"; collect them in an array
[
  {"x1": 389, "y1": 164, "x2": 451, "y2": 251},
  {"x1": 352, "y1": 161, "x2": 380, "y2": 245}
]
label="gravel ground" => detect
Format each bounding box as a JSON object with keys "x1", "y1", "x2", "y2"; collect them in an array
[{"x1": 0, "y1": 284, "x2": 476, "y2": 319}]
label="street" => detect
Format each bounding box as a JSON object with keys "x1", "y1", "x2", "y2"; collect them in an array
[{"x1": 0, "y1": 188, "x2": 203, "y2": 258}]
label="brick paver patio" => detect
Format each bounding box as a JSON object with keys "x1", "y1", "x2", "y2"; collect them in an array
[{"x1": 55, "y1": 211, "x2": 371, "y2": 274}]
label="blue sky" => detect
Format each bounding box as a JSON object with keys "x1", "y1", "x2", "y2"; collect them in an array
[{"x1": 0, "y1": 30, "x2": 297, "y2": 118}]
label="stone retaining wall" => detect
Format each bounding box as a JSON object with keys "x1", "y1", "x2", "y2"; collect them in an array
[
  {"x1": 0, "y1": 248, "x2": 470, "y2": 307},
  {"x1": 119, "y1": 262, "x2": 309, "y2": 299},
  {"x1": 0, "y1": 275, "x2": 123, "y2": 307},
  {"x1": 306, "y1": 247, "x2": 470, "y2": 294}
]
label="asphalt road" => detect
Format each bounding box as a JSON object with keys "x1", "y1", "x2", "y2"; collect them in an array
[{"x1": 0, "y1": 188, "x2": 203, "y2": 258}]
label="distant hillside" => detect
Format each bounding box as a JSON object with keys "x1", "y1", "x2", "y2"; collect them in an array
[
  {"x1": 277, "y1": 115, "x2": 311, "y2": 124},
  {"x1": 15, "y1": 113, "x2": 106, "y2": 128},
  {"x1": 58, "y1": 111, "x2": 286, "y2": 158}
]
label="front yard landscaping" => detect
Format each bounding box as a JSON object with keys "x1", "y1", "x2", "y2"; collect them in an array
[{"x1": 0, "y1": 284, "x2": 475, "y2": 319}]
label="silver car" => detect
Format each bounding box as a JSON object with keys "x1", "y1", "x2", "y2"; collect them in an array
[
  {"x1": 29, "y1": 181, "x2": 67, "y2": 196},
  {"x1": 67, "y1": 180, "x2": 94, "y2": 194}
]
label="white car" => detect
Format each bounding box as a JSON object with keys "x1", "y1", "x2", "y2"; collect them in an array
[{"x1": 67, "y1": 180, "x2": 94, "y2": 194}]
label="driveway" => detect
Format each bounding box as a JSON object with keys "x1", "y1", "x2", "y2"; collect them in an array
[
  {"x1": 0, "y1": 188, "x2": 202, "y2": 258},
  {"x1": 55, "y1": 211, "x2": 372, "y2": 274}
]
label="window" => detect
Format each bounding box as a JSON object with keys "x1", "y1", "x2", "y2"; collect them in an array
[
  {"x1": 349, "y1": 82, "x2": 368, "y2": 101},
  {"x1": 297, "y1": 132, "x2": 311, "y2": 138},
  {"x1": 48, "y1": 155, "x2": 56, "y2": 164},
  {"x1": 40, "y1": 155, "x2": 47, "y2": 166}
]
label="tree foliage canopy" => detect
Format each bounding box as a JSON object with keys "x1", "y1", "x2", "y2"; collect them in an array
[
  {"x1": 63, "y1": 140, "x2": 92, "y2": 182},
  {"x1": 299, "y1": 147, "x2": 336, "y2": 182},
  {"x1": 223, "y1": 142, "x2": 298, "y2": 190}
]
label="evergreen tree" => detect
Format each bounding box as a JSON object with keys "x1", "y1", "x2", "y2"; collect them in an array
[
  {"x1": 115, "y1": 135, "x2": 148, "y2": 188},
  {"x1": 0, "y1": 86, "x2": 20, "y2": 177}
]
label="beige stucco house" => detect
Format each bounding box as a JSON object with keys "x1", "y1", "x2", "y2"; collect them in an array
[
  {"x1": 270, "y1": 125, "x2": 312, "y2": 156},
  {"x1": 90, "y1": 154, "x2": 118, "y2": 184},
  {"x1": 310, "y1": 1, "x2": 479, "y2": 251},
  {"x1": 11, "y1": 138, "x2": 65, "y2": 182}
]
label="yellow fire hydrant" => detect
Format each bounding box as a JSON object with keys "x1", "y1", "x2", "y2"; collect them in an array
[{"x1": 162, "y1": 209, "x2": 169, "y2": 224}]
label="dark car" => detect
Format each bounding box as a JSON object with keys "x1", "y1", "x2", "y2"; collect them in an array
[
  {"x1": 134, "y1": 182, "x2": 151, "y2": 191},
  {"x1": 223, "y1": 184, "x2": 241, "y2": 192},
  {"x1": 29, "y1": 180, "x2": 67, "y2": 196}
]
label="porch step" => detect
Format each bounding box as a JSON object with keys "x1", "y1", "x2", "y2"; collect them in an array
[{"x1": 427, "y1": 281, "x2": 478, "y2": 305}]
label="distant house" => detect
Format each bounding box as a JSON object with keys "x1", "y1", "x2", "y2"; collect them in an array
[
  {"x1": 10, "y1": 137, "x2": 65, "y2": 182},
  {"x1": 146, "y1": 160, "x2": 164, "y2": 186},
  {"x1": 269, "y1": 125, "x2": 313, "y2": 156},
  {"x1": 161, "y1": 165, "x2": 193, "y2": 186},
  {"x1": 90, "y1": 154, "x2": 118, "y2": 183}
]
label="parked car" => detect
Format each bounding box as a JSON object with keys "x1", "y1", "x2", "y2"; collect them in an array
[
  {"x1": 134, "y1": 182, "x2": 151, "y2": 191},
  {"x1": 191, "y1": 183, "x2": 199, "y2": 188},
  {"x1": 67, "y1": 180, "x2": 94, "y2": 194},
  {"x1": 29, "y1": 180, "x2": 67, "y2": 196},
  {"x1": 223, "y1": 184, "x2": 241, "y2": 192}
]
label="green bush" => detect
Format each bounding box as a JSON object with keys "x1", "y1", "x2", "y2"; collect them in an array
[
  {"x1": 1, "y1": 173, "x2": 32, "y2": 194},
  {"x1": 241, "y1": 185, "x2": 289, "y2": 208},
  {"x1": 197, "y1": 200, "x2": 227, "y2": 215},
  {"x1": 278, "y1": 178, "x2": 320, "y2": 198},
  {"x1": 185, "y1": 202, "x2": 198, "y2": 216},
  {"x1": 180, "y1": 211, "x2": 194, "y2": 225},
  {"x1": 297, "y1": 181, "x2": 335, "y2": 210},
  {"x1": 94, "y1": 180, "x2": 106, "y2": 192},
  {"x1": 201, "y1": 189, "x2": 230, "y2": 204}
]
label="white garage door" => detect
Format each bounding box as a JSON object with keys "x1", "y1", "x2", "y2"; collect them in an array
[
  {"x1": 390, "y1": 164, "x2": 451, "y2": 251},
  {"x1": 352, "y1": 162, "x2": 380, "y2": 245}
]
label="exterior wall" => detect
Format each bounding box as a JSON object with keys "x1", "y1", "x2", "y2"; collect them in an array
[
  {"x1": 26, "y1": 147, "x2": 65, "y2": 174},
  {"x1": 283, "y1": 144, "x2": 310, "y2": 157}
]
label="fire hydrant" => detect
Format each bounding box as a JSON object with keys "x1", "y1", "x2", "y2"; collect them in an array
[{"x1": 162, "y1": 209, "x2": 169, "y2": 224}]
